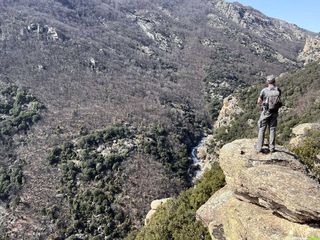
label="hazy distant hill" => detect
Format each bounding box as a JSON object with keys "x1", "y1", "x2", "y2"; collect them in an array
[{"x1": 0, "y1": 0, "x2": 316, "y2": 238}]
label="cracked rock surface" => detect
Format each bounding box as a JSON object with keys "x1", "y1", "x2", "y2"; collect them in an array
[{"x1": 197, "y1": 139, "x2": 320, "y2": 240}]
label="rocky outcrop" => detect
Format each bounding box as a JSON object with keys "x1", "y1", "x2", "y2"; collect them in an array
[
  {"x1": 144, "y1": 198, "x2": 172, "y2": 225},
  {"x1": 214, "y1": 95, "x2": 243, "y2": 129},
  {"x1": 197, "y1": 139, "x2": 320, "y2": 240},
  {"x1": 26, "y1": 23, "x2": 67, "y2": 41},
  {"x1": 298, "y1": 35, "x2": 320, "y2": 64},
  {"x1": 131, "y1": 11, "x2": 183, "y2": 52},
  {"x1": 289, "y1": 123, "x2": 320, "y2": 147},
  {"x1": 200, "y1": 187, "x2": 320, "y2": 240}
]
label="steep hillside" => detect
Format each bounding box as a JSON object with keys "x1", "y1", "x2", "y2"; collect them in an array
[
  {"x1": 0, "y1": 0, "x2": 316, "y2": 238},
  {"x1": 0, "y1": 0, "x2": 312, "y2": 127}
]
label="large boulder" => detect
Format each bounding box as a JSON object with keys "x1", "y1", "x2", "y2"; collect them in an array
[
  {"x1": 292, "y1": 123, "x2": 320, "y2": 136},
  {"x1": 144, "y1": 198, "x2": 172, "y2": 225},
  {"x1": 197, "y1": 138, "x2": 320, "y2": 239},
  {"x1": 197, "y1": 187, "x2": 320, "y2": 240},
  {"x1": 235, "y1": 164, "x2": 320, "y2": 223},
  {"x1": 150, "y1": 198, "x2": 172, "y2": 210},
  {"x1": 219, "y1": 139, "x2": 320, "y2": 223},
  {"x1": 289, "y1": 123, "x2": 320, "y2": 147},
  {"x1": 196, "y1": 186, "x2": 234, "y2": 227}
]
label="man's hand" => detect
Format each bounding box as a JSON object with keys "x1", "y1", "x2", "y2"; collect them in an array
[{"x1": 257, "y1": 97, "x2": 263, "y2": 105}]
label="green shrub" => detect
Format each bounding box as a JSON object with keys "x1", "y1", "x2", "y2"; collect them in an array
[
  {"x1": 0, "y1": 165, "x2": 24, "y2": 201},
  {"x1": 292, "y1": 130, "x2": 320, "y2": 178},
  {"x1": 47, "y1": 106, "x2": 209, "y2": 239},
  {"x1": 308, "y1": 237, "x2": 320, "y2": 240},
  {"x1": 48, "y1": 126, "x2": 135, "y2": 239},
  {"x1": 0, "y1": 85, "x2": 44, "y2": 140}
]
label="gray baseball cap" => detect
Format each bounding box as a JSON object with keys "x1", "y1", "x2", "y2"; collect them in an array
[{"x1": 266, "y1": 75, "x2": 276, "y2": 84}]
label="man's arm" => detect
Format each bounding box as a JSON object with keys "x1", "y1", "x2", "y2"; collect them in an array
[
  {"x1": 278, "y1": 88, "x2": 282, "y2": 101},
  {"x1": 278, "y1": 88, "x2": 283, "y2": 107},
  {"x1": 257, "y1": 89, "x2": 264, "y2": 105}
]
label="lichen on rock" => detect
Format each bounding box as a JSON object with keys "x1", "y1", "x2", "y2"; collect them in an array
[{"x1": 196, "y1": 138, "x2": 320, "y2": 240}]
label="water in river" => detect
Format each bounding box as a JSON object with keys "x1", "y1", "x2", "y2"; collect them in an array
[{"x1": 191, "y1": 136, "x2": 208, "y2": 182}]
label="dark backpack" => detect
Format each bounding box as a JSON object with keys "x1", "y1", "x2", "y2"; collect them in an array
[{"x1": 266, "y1": 87, "x2": 282, "y2": 112}]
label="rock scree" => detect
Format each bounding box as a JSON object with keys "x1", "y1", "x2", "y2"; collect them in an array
[{"x1": 196, "y1": 138, "x2": 320, "y2": 240}]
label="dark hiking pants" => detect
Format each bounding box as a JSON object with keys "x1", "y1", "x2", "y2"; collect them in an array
[{"x1": 256, "y1": 111, "x2": 278, "y2": 152}]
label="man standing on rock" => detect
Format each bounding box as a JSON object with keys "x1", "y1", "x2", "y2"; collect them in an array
[{"x1": 256, "y1": 75, "x2": 282, "y2": 153}]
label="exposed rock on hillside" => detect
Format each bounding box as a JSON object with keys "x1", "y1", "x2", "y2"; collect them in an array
[
  {"x1": 298, "y1": 35, "x2": 320, "y2": 64},
  {"x1": 197, "y1": 139, "x2": 320, "y2": 239},
  {"x1": 214, "y1": 95, "x2": 243, "y2": 129},
  {"x1": 26, "y1": 23, "x2": 68, "y2": 41},
  {"x1": 290, "y1": 123, "x2": 320, "y2": 147},
  {"x1": 144, "y1": 198, "x2": 172, "y2": 225},
  {"x1": 210, "y1": 0, "x2": 314, "y2": 67},
  {"x1": 214, "y1": 0, "x2": 309, "y2": 42},
  {"x1": 134, "y1": 13, "x2": 183, "y2": 51}
]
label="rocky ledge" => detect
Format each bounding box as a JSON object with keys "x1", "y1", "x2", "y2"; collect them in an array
[{"x1": 196, "y1": 139, "x2": 320, "y2": 240}]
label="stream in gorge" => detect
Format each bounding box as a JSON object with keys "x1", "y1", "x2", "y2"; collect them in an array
[{"x1": 191, "y1": 136, "x2": 209, "y2": 182}]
